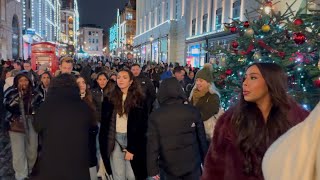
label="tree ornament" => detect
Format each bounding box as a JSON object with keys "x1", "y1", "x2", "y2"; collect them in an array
[
  {"x1": 231, "y1": 41, "x2": 239, "y2": 49},
  {"x1": 305, "y1": 27, "x2": 312, "y2": 33},
  {"x1": 262, "y1": 24, "x2": 271, "y2": 32},
  {"x1": 293, "y1": 18, "x2": 304, "y2": 26},
  {"x1": 264, "y1": 1, "x2": 273, "y2": 14},
  {"x1": 314, "y1": 78, "x2": 320, "y2": 88},
  {"x1": 225, "y1": 69, "x2": 233, "y2": 76},
  {"x1": 245, "y1": 28, "x2": 254, "y2": 36},
  {"x1": 230, "y1": 26, "x2": 237, "y2": 33},
  {"x1": 253, "y1": 51, "x2": 262, "y2": 60},
  {"x1": 293, "y1": 32, "x2": 306, "y2": 45},
  {"x1": 243, "y1": 21, "x2": 250, "y2": 28}
]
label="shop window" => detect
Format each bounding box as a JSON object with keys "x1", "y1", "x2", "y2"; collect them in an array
[
  {"x1": 202, "y1": 14, "x2": 208, "y2": 33},
  {"x1": 233, "y1": 0, "x2": 241, "y2": 20},
  {"x1": 192, "y1": 18, "x2": 196, "y2": 36},
  {"x1": 216, "y1": 8, "x2": 223, "y2": 30}
]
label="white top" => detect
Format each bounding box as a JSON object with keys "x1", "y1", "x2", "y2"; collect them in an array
[{"x1": 116, "y1": 94, "x2": 128, "y2": 133}]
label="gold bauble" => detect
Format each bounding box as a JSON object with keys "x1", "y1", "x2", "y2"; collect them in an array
[
  {"x1": 262, "y1": 24, "x2": 271, "y2": 32},
  {"x1": 245, "y1": 28, "x2": 254, "y2": 36}
]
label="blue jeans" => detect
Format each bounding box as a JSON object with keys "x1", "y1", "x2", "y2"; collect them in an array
[{"x1": 110, "y1": 133, "x2": 135, "y2": 180}]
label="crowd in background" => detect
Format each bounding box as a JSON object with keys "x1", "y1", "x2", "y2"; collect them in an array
[{"x1": 0, "y1": 56, "x2": 319, "y2": 180}]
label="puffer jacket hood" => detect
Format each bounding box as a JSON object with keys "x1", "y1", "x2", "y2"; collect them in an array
[{"x1": 13, "y1": 72, "x2": 33, "y2": 88}]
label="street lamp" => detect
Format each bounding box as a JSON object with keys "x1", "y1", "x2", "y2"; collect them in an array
[{"x1": 149, "y1": 35, "x2": 154, "y2": 62}]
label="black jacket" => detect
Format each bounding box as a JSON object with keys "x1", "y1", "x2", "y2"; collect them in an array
[
  {"x1": 3, "y1": 87, "x2": 44, "y2": 126},
  {"x1": 34, "y1": 87, "x2": 91, "y2": 180},
  {"x1": 136, "y1": 73, "x2": 156, "y2": 114},
  {"x1": 91, "y1": 87, "x2": 104, "y2": 122},
  {"x1": 147, "y1": 104, "x2": 208, "y2": 177},
  {"x1": 99, "y1": 97, "x2": 148, "y2": 180}
]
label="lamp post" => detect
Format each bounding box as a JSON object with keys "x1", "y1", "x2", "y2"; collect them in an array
[{"x1": 149, "y1": 35, "x2": 154, "y2": 62}]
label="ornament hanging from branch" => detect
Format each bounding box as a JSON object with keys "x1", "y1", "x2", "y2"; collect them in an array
[
  {"x1": 293, "y1": 18, "x2": 304, "y2": 26},
  {"x1": 293, "y1": 32, "x2": 306, "y2": 45},
  {"x1": 243, "y1": 21, "x2": 250, "y2": 28},
  {"x1": 262, "y1": 24, "x2": 271, "y2": 32}
]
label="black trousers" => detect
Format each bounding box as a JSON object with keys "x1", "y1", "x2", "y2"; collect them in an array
[{"x1": 161, "y1": 168, "x2": 201, "y2": 180}]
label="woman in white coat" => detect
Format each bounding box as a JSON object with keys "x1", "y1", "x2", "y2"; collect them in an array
[{"x1": 262, "y1": 102, "x2": 320, "y2": 180}]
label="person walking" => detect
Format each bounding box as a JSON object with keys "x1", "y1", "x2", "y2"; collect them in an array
[
  {"x1": 33, "y1": 74, "x2": 91, "y2": 180},
  {"x1": 201, "y1": 63, "x2": 310, "y2": 180},
  {"x1": 147, "y1": 78, "x2": 208, "y2": 180},
  {"x1": 99, "y1": 69, "x2": 148, "y2": 180},
  {"x1": 4, "y1": 72, "x2": 44, "y2": 180}
]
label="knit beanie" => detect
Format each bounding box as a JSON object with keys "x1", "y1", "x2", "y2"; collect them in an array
[{"x1": 195, "y1": 63, "x2": 214, "y2": 83}]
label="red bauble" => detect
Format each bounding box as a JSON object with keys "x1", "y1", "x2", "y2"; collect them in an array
[
  {"x1": 231, "y1": 41, "x2": 239, "y2": 49},
  {"x1": 230, "y1": 26, "x2": 237, "y2": 33},
  {"x1": 293, "y1": 18, "x2": 304, "y2": 26},
  {"x1": 314, "y1": 78, "x2": 320, "y2": 88},
  {"x1": 264, "y1": 1, "x2": 273, "y2": 7},
  {"x1": 293, "y1": 32, "x2": 306, "y2": 45},
  {"x1": 225, "y1": 69, "x2": 233, "y2": 75},
  {"x1": 244, "y1": 21, "x2": 250, "y2": 28}
]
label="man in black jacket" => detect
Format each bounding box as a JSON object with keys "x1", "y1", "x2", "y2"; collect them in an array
[
  {"x1": 131, "y1": 63, "x2": 156, "y2": 114},
  {"x1": 147, "y1": 78, "x2": 208, "y2": 180}
]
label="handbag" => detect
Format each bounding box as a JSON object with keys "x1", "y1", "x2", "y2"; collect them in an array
[
  {"x1": 9, "y1": 116, "x2": 25, "y2": 133},
  {"x1": 204, "y1": 107, "x2": 225, "y2": 140}
]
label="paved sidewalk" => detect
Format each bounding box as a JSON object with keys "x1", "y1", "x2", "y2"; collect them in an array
[{"x1": 0, "y1": 128, "x2": 15, "y2": 180}]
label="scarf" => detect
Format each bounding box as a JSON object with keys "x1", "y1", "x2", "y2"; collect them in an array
[{"x1": 192, "y1": 88, "x2": 208, "y2": 106}]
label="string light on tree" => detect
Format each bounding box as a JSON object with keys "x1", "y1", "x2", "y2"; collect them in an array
[{"x1": 263, "y1": 1, "x2": 273, "y2": 14}]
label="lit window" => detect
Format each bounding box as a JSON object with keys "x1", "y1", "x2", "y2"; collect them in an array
[
  {"x1": 216, "y1": 8, "x2": 223, "y2": 30},
  {"x1": 126, "y1": 13, "x2": 133, "y2": 20}
]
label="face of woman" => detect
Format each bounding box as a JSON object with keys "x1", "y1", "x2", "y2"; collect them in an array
[
  {"x1": 97, "y1": 75, "x2": 108, "y2": 89},
  {"x1": 18, "y1": 76, "x2": 29, "y2": 91},
  {"x1": 41, "y1": 74, "x2": 51, "y2": 88},
  {"x1": 242, "y1": 65, "x2": 269, "y2": 104},
  {"x1": 196, "y1": 78, "x2": 209, "y2": 92},
  {"x1": 5, "y1": 71, "x2": 12, "y2": 79},
  {"x1": 117, "y1": 71, "x2": 132, "y2": 92},
  {"x1": 76, "y1": 77, "x2": 87, "y2": 94}
]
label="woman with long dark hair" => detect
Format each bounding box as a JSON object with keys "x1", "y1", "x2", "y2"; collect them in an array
[
  {"x1": 76, "y1": 76, "x2": 99, "y2": 180},
  {"x1": 99, "y1": 69, "x2": 147, "y2": 180},
  {"x1": 202, "y1": 63, "x2": 309, "y2": 180}
]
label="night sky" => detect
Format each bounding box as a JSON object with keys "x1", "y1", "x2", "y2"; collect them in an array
[{"x1": 78, "y1": 0, "x2": 128, "y2": 30}]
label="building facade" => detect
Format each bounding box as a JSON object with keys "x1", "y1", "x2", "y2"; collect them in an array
[
  {"x1": 0, "y1": 0, "x2": 23, "y2": 60},
  {"x1": 60, "y1": 0, "x2": 79, "y2": 56},
  {"x1": 116, "y1": 0, "x2": 136, "y2": 59},
  {"x1": 22, "y1": 0, "x2": 62, "y2": 59},
  {"x1": 133, "y1": 0, "x2": 186, "y2": 64},
  {"x1": 78, "y1": 25, "x2": 103, "y2": 56}
]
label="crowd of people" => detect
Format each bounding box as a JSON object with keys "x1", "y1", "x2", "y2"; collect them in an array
[{"x1": 0, "y1": 57, "x2": 319, "y2": 180}]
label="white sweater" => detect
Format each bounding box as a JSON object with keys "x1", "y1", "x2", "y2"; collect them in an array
[{"x1": 262, "y1": 102, "x2": 320, "y2": 180}]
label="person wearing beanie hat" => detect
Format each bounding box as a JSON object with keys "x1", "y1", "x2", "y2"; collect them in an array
[
  {"x1": 189, "y1": 63, "x2": 221, "y2": 141},
  {"x1": 147, "y1": 77, "x2": 208, "y2": 180}
]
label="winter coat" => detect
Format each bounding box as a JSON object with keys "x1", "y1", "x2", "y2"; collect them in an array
[
  {"x1": 147, "y1": 103, "x2": 208, "y2": 177},
  {"x1": 99, "y1": 97, "x2": 148, "y2": 180},
  {"x1": 262, "y1": 102, "x2": 320, "y2": 180},
  {"x1": 157, "y1": 77, "x2": 187, "y2": 104},
  {"x1": 3, "y1": 77, "x2": 14, "y2": 92},
  {"x1": 91, "y1": 87, "x2": 104, "y2": 121},
  {"x1": 33, "y1": 87, "x2": 91, "y2": 180},
  {"x1": 201, "y1": 102, "x2": 309, "y2": 180},
  {"x1": 35, "y1": 84, "x2": 48, "y2": 100},
  {"x1": 27, "y1": 70, "x2": 39, "y2": 87},
  {"x1": 136, "y1": 73, "x2": 156, "y2": 114},
  {"x1": 189, "y1": 84, "x2": 220, "y2": 139},
  {"x1": 88, "y1": 124, "x2": 99, "y2": 167},
  {"x1": 160, "y1": 70, "x2": 173, "y2": 80}
]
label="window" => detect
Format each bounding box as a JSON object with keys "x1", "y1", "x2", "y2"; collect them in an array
[
  {"x1": 233, "y1": 0, "x2": 241, "y2": 20},
  {"x1": 151, "y1": 10, "x2": 154, "y2": 28},
  {"x1": 126, "y1": 13, "x2": 133, "y2": 20},
  {"x1": 96, "y1": 39, "x2": 98, "y2": 43},
  {"x1": 166, "y1": 1, "x2": 169, "y2": 20},
  {"x1": 96, "y1": 46, "x2": 98, "y2": 51},
  {"x1": 88, "y1": 31, "x2": 91, "y2": 36},
  {"x1": 89, "y1": 38, "x2": 91, "y2": 43},
  {"x1": 175, "y1": 0, "x2": 180, "y2": 19},
  {"x1": 216, "y1": 8, "x2": 223, "y2": 30},
  {"x1": 157, "y1": 6, "x2": 161, "y2": 24},
  {"x1": 192, "y1": 18, "x2": 196, "y2": 36},
  {"x1": 202, "y1": 14, "x2": 208, "y2": 33}
]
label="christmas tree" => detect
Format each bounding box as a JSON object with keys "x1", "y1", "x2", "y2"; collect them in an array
[{"x1": 208, "y1": 0, "x2": 320, "y2": 110}]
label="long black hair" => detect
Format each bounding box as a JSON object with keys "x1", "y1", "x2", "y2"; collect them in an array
[
  {"x1": 112, "y1": 69, "x2": 144, "y2": 117},
  {"x1": 231, "y1": 63, "x2": 292, "y2": 176}
]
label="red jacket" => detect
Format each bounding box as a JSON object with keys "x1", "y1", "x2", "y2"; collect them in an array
[{"x1": 201, "y1": 102, "x2": 309, "y2": 180}]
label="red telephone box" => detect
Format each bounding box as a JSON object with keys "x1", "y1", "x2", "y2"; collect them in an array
[{"x1": 31, "y1": 42, "x2": 59, "y2": 73}]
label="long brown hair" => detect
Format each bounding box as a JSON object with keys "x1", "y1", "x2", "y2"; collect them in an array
[
  {"x1": 112, "y1": 69, "x2": 144, "y2": 117},
  {"x1": 231, "y1": 63, "x2": 291, "y2": 176},
  {"x1": 76, "y1": 75, "x2": 97, "y2": 124}
]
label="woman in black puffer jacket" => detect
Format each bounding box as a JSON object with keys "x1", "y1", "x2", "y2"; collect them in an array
[{"x1": 91, "y1": 72, "x2": 109, "y2": 122}]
